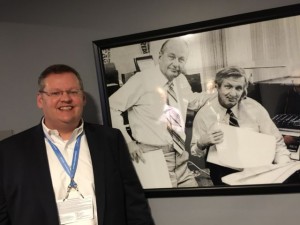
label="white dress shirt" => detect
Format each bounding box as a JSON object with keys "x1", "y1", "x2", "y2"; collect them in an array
[
  {"x1": 42, "y1": 120, "x2": 98, "y2": 225},
  {"x1": 191, "y1": 96, "x2": 291, "y2": 169},
  {"x1": 109, "y1": 65, "x2": 211, "y2": 146}
]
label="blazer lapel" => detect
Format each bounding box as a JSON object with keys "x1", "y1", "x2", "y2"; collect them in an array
[
  {"x1": 29, "y1": 125, "x2": 61, "y2": 224},
  {"x1": 84, "y1": 124, "x2": 106, "y2": 225}
]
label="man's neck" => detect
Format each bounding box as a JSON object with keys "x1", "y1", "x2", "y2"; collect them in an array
[
  {"x1": 43, "y1": 120, "x2": 82, "y2": 141},
  {"x1": 58, "y1": 122, "x2": 82, "y2": 140},
  {"x1": 58, "y1": 129, "x2": 75, "y2": 141}
]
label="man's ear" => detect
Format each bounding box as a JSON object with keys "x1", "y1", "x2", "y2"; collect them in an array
[
  {"x1": 37, "y1": 93, "x2": 43, "y2": 109},
  {"x1": 158, "y1": 51, "x2": 162, "y2": 59},
  {"x1": 83, "y1": 92, "x2": 87, "y2": 106}
]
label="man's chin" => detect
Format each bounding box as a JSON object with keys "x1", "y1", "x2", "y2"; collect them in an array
[
  {"x1": 168, "y1": 73, "x2": 180, "y2": 79},
  {"x1": 59, "y1": 116, "x2": 80, "y2": 125},
  {"x1": 226, "y1": 102, "x2": 237, "y2": 108}
]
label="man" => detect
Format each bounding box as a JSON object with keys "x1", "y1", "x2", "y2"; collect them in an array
[
  {"x1": 190, "y1": 66, "x2": 291, "y2": 185},
  {"x1": 0, "y1": 64, "x2": 154, "y2": 225},
  {"x1": 109, "y1": 38, "x2": 211, "y2": 188}
]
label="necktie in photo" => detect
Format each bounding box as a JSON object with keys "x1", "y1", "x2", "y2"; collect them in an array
[
  {"x1": 166, "y1": 81, "x2": 177, "y2": 106},
  {"x1": 227, "y1": 108, "x2": 239, "y2": 127},
  {"x1": 165, "y1": 82, "x2": 185, "y2": 154}
]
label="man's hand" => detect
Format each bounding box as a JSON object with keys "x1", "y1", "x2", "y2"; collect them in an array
[
  {"x1": 197, "y1": 129, "x2": 224, "y2": 150},
  {"x1": 127, "y1": 141, "x2": 146, "y2": 163}
]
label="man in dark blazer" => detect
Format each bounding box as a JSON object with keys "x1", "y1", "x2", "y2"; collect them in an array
[{"x1": 0, "y1": 64, "x2": 154, "y2": 225}]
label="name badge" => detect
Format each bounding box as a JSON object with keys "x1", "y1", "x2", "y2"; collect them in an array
[{"x1": 57, "y1": 195, "x2": 93, "y2": 224}]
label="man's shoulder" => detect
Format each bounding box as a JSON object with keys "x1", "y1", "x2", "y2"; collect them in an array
[
  {"x1": 1, "y1": 125, "x2": 41, "y2": 141},
  {"x1": 197, "y1": 103, "x2": 212, "y2": 114},
  {"x1": 242, "y1": 97, "x2": 265, "y2": 109},
  {"x1": 125, "y1": 66, "x2": 162, "y2": 86},
  {"x1": 174, "y1": 74, "x2": 189, "y2": 85},
  {"x1": 198, "y1": 95, "x2": 218, "y2": 112},
  {"x1": 0, "y1": 124, "x2": 42, "y2": 149},
  {"x1": 84, "y1": 122, "x2": 121, "y2": 137},
  {"x1": 83, "y1": 123, "x2": 126, "y2": 149},
  {"x1": 135, "y1": 65, "x2": 159, "y2": 77}
]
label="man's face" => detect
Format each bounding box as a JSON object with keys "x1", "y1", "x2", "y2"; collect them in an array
[
  {"x1": 158, "y1": 39, "x2": 189, "y2": 81},
  {"x1": 217, "y1": 76, "x2": 246, "y2": 109},
  {"x1": 37, "y1": 72, "x2": 86, "y2": 130}
]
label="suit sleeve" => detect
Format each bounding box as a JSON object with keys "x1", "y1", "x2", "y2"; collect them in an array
[
  {"x1": 116, "y1": 130, "x2": 155, "y2": 225},
  {"x1": 0, "y1": 142, "x2": 10, "y2": 225},
  {"x1": 0, "y1": 187, "x2": 9, "y2": 225}
]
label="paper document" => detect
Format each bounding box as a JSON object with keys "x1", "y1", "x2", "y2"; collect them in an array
[
  {"x1": 216, "y1": 124, "x2": 276, "y2": 168},
  {"x1": 133, "y1": 150, "x2": 172, "y2": 189},
  {"x1": 222, "y1": 161, "x2": 300, "y2": 185}
]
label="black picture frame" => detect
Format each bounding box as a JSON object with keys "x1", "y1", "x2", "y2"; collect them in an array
[{"x1": 93, "y1": 4, "x2": 300, "y2": 198}]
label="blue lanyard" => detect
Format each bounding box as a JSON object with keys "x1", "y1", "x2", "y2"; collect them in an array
[{"x1": 45, "y1": 133, "x2": 82, "y2": 188}]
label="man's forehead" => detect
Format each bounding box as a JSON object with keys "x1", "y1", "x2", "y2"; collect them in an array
[
  {"x1": 222, "y1": 77, "x2": 246, "y2": 85},
  {"x1": 43, "y1": 73, "x2": 80, "y2": 86},
  {"x1": 165, "y1": 40, "x2": 188, "y2": 53}
]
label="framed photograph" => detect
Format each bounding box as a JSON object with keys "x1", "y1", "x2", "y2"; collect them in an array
[{"x1": 93, "y1": 4, "x2": 300, "y2": 197}]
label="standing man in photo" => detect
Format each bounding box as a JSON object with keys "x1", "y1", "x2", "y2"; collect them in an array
[{"x1": 109, "y1": 38, "x2": 212, "y2": 187}]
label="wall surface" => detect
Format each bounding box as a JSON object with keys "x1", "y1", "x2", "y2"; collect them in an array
[{"x1": 1, "y1": 0, "x2": 300, "y2": 224}]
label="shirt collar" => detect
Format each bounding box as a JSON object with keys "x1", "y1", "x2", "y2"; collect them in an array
[
  {"x1": 153, "y1": 65, "x2": 169, "y2": 86},
  {"x1": 42, "y1": 118, "x2": 84, "y2": 143},
  {"x1": 213, "y1": 98, "x2": 239, "y2": 121},
  {"x1": 230, "y1": 104, "x2": 239, "y2": 118}
]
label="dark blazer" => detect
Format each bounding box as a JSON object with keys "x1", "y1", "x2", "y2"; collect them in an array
[{"x1": 0, "y1": 122, "x2": 154, "y2": 225}]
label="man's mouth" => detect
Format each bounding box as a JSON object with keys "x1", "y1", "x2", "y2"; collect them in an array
[
  {"x1": 227, "y1": 98, "x2": 237, "y2": 102},
  {"x1": 58, "y1": 106, "x2": 73, "y2": 111},
  {"x1": 169, "y1": 66, "x2": 179, "y2": 73},
  {"x1": 171, "y1": 70, "x2": 181, "y2": 76}
]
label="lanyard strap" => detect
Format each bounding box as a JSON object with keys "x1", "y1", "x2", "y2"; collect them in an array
[{"x1": 45, "y1": 133, "x2": 82, "y2": 188}]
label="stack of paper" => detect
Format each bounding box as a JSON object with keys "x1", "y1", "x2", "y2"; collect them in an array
[
  {"x1": 132, "y1": 150, "x2": 172, "y2": 189},
  {"x1": 216, "y1": 124, "x2": 276, "y2": 168},
  {"x1": 222, "y1": 161, "x2": 300, "y2": 185}
]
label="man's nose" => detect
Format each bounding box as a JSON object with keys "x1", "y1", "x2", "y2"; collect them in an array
[
  {"x1": 229, "y1": 89, "x2": 238, "y2": 96},
  {"x1": 60, "y1": 91, "x2": 72, "y2": 100},
  {"x1": 172, "y1": 59, "x2": 180, "y2": 67}
]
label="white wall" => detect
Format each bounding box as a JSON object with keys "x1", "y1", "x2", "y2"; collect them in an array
[{"x1": 1, "y1": 0, "x2": 300, "y2": 224}]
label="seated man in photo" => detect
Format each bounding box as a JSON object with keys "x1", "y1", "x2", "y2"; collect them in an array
[{"x1": 190, "y1": 66, "x2": 292, "y2": 185}]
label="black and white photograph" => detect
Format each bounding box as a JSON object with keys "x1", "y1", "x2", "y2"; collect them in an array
[{"x1": 93, "y1": 5, "x2": 300, "y2": 197}]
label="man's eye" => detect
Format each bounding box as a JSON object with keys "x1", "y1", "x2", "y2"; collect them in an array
[
  {"x1": 68, "y1": 90, "x2": 80, "y2": 96},
  {"x1": 51, "y1": 92, "x2": 61, "y2": 96},
  {"x1": 168, "y1": 56, "x2": 175, "y2": 60},
  {"x1": 179, "y1": 58, "x2": 185, "y2": 63}
]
